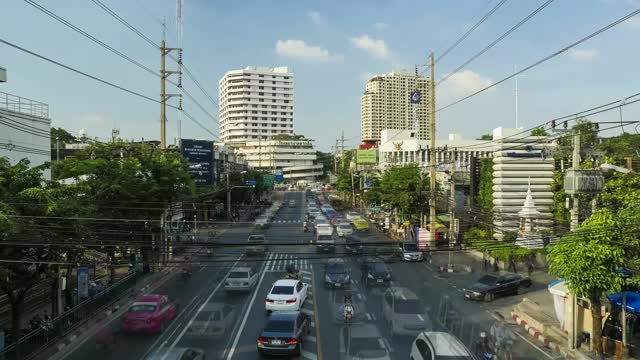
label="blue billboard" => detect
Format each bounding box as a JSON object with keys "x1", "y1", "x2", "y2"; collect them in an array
[{"x1": 181, "y1": 139, "x2": 214, "y2": 186}]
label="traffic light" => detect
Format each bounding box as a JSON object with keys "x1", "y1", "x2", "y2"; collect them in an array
[
  {"x1": 563, "y1": 120, "x2": 568, "y2": 129},
  {"x1": 551, "y1": 120, "x2": 556, "y2": 129}
]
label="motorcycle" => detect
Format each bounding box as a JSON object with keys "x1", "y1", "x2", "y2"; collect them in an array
[{"x1": 282, "y1": 265, "x2": 300, "y2": 280}]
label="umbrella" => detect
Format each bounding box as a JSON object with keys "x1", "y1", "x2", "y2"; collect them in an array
[{"x1": 607, "y1": 291, "x2": 640, "y2": 314}]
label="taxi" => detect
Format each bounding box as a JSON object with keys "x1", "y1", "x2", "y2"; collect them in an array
[{"x1": 122, "y1": 294, "x2": 178, "y2": 333}]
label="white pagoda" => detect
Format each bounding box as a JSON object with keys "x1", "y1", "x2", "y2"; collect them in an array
[{"x1": 514, "y1": 180, "x2": 545, "y2": 249}]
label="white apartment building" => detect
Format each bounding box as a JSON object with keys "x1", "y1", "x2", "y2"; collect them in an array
[
  {"x1": 219, "y1": 66, "x2": 294, "y2": 147},
  {"x1": 361, "y1": 71, "x2": 430, "y2": 143},
  {"x1": 236, "y1": 139, "x2": 323, "y2": 181}
]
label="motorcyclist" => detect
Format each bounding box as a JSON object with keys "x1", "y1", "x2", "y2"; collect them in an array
[
  {"x1": 490, "y1": 316, "x2": 515, "y2": 354},
  {"x1": 284, "y1": 264, "x2": 299, "y2": 279},
  {"x1": 473, "y1": 331, "x2": 495, "y2": 360},
  {"x1": 338, "y1": 293, "x2": 355, "y2": 324},
  {"x1": 303, "y1": 221, "x2": 309, "y2": 232}
]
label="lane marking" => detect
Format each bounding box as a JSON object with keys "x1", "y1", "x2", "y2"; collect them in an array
[
  {"x1": 310, "y1": 265, "x2": 323, "y2": 360},
  {"x1": 377, "y1": 338, "x2": 387, "y2": 349},
  {"x1": 225, "y1": 260, "x2": 270, "y2": 360},
  {"x1": 160, "y1": 255, "x2": 243, "y2": 360},
  {"x1": 305, "y1": 335, "x2": 317, "y2": 343},
  {"x1": 417, "y1": 314, "x2": 424, "y2": 321},
  {"x1": 366, "y1": 313, "x2": 372, "y2": 321},
  {"x1": 371, "y1": 313, "x2": 377, "y2": 320}
]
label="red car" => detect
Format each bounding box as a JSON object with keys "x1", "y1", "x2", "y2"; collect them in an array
[{"x1": 122, "y1": 294, "x2": 178, "y2": 333}]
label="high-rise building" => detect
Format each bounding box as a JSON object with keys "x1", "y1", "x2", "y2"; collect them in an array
[
  {"x1": 219, "y1": 66, "x2": 294, "y2": 147},
  {"x1": 361, "y1": 70, "x2": 430, "y2": 144}
]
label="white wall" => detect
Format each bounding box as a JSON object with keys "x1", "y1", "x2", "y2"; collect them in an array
[{"x1": 0, "y1": 108, "x2": 51, "y2": 179}]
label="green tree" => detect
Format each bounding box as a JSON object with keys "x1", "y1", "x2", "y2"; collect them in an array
[
  {"x1": 547, "y1": 208, "x2": 638, "y2": 356},
  {"x1": 477, "y1": 158, "x2": 494, "y2": 210},
  {"x1": 378, "y1": 164, "x2": 430, "y2": 222},
  {"x1": 477, "y1": 134, "x2": 493, "y2": 140},
  {"x1": 50, "y1": 127, "x2": 77, "y2": 145},
  {"x1": 550, "y1": 170, "x2": 569, "y2": 225},
  {"x1": 531, "y1": 127, "x2": 549, "y2": 136},
  {"x1": 598, "y1": 133, "x2": 640, "y2": 162}
]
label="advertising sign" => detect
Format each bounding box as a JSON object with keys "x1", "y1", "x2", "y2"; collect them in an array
[
  {"x1": 410, "y1": 90, "x2": 422, "y2": 104},
  {"x1": 356, "y1": 149, "x2": 377, "y2": 164},
  {"x1": 181, "y1": 139, "x2": 214, "y2": 186},
  {"x1": 78, "y1": 266, "x2": 89, "y2": 298}
]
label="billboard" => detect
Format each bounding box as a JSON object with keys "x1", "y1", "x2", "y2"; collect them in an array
[
  {"x1": 181, "y1": 139, "x2": 214, "y2": 186},
  {"x1": 357, "y1": 149, "x2": 377, "y2": 164}
]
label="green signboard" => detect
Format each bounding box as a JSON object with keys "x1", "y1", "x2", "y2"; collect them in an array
[
  {"x1": 357, "y1": 149, "x2": 377, "y2": 164},
  {"x1": 262, "y1": 174, "x2": 275, "y2": 187}
]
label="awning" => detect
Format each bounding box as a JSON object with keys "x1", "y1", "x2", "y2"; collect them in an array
[
  {"x1": 607, "y1": 291, "x2": 640, "y2": 314},
  {"x1": 548, "y1": 279, "x2": 568, "y2": 297}
]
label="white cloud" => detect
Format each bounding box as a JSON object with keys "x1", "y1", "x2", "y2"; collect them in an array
[
  {"x1": 350, "y1": 34, "x2": 389, "y2": 59},
  {"x1": 275, "y1": 39, "x2": 341, "y2": 62},
  {"x1": 308, "y1": 10, "x2": 324, "y2": 25},
  {"x1": 568, "y1": 48, "x2": 599, "y2": 61},
  {"x1": 374, "y1": 22, "x2": 388, "y2": 31},
  {"x1": 440, "y1": 70, "x2": 493, "y2": 97},
  {"x1": 360, "y1": 72, "x2": 375, "y2": 81}
]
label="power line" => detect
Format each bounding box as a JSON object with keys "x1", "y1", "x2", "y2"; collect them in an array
[
  {"x1": 437, "y1": 6, "x2": 640, "y2": 112},
  {"x1": 88, "y1": 0, "x2": 159, "y2": 50},
  {"x1": 0, "y1": 116, "x2": 51, "y2": 138},
  {"x1": 182, "y1": 109, "x2": 219, "y2": 139},
  {"x1": 438, "y1": 0, "x2": 555, "y2": 86},
  {"x1": 0, "y1": 37, "x2": 176, "y2": 108},
  {"x1": 435, "y1": 0, "x2": 509, "y2": 64},
  {"x1": 24, "y1": 0, "x2": 159, "y2": 79}
]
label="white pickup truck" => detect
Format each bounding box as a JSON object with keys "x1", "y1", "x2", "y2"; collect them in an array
[{"x1": 315, "y1": 224, "x2": 335, "y2": 253}]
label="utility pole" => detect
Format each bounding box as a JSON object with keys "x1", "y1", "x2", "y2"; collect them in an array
[
  {"x1": 568, "y1": 131, "x2": 581, "y2": 350},
  {"x1": 429, "y1": 51, "x2": 437, "y2": 248},
  {"x1": 448, "y1": 164, "x2": 456, "y2": 267},
  {"x1": 334, "y1": 140, "x2": 339, "y2": 174},
  {"x1": 159, "y1": 40, "x2": 182, "y2": 149},
  {"x1": 226, "y1": 169, "x2": 232, "y2": 222}
]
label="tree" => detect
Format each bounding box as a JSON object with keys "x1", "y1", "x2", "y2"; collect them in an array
[
  {"x1": 477, "y1": 158, "x2": 494, "y2": 210},
  {"x1": 477, "y1": 134, "x2": 493, "y2": 140},
  {"x1": 378, "y1": 164, "x2": 431, "y2": 222},
  {"x1": 598, "y1": 133, "x2": 640, "y2": 162},
  {"x1": 50, "y1": 127, "x2": 77, "y2": 145},
  {"x1": 531, "y1": 127, "x2": 549, "y2": 136}
]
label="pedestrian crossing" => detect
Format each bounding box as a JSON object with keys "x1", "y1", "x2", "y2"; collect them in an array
[
  {"x1": 271, "y1": 219, "x2": 303, "y2": 224},
  {"x1": 263, "y1": 252, "x2": 311, "y2": 271}
]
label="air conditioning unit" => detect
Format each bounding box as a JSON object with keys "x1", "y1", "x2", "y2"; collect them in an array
[{"x1": 0, "y1": 67, "x2": 6, "y2": 83}]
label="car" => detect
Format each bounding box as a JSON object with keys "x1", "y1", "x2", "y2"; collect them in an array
[
  {"x1": 265, "y1": 279, "x2": 309, "y2": 313},
  {"x1": 338, "y1": 323, "x2": 391, "y2": 360},
  {"x1": 410, "y1": 331, "x2": 474, "y2": 360},
  {"x1": 361, "y1": 259, "x2": 392, "y2": 287},
  {"x1": 186, "y1": 303, "x2": 237, "y2": 338},
  {"x1": 336, "y1": 223, "x2": 354, "y2": 237},
  {"x1": 400, "y1": 242, "x2": 424, "y2": 262},
  {"x1": 257, "y1": 311, "x2": 311, "y2": 357},
  {"x1": 246, "y1": 234, "x2": 267, "y2": 256},
  {"x1": 382, "y1": 287, "x2": 431, "y2": 336},
  {"x1": 224, "y1": 267, "x2": 259, "y2": 292},
  {"x1": 122, "y1": 294, "x2": 178, "y2": 333},
  {"x1": 344, "y1": 235, "x2": 363, "y2": 254},
  {"x1": 330, "y1": 216, "x2": 347, "y2": 226},
  {"x1": 324, "y1": 258, "x2": 351, "y2": 288},
  {"x1": 254, "y1": 216, "x2": 270, "y2": 229},
  {"x1": 352, "y1": 218, "x2": 370, "y2": 233},
  {"x1": 145, "y1": 347, "x2": 205, "y2": 360},
  {"x1": 463, "y1": 271, "x2": 532, "y2": 302},
  {"x1": 316, "y1": 234, "x2": 336, "y2": 253}
]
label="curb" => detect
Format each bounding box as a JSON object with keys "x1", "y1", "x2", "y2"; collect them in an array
[{"x1": 511, "y1": 311, "x2": 561, "y2": 353}]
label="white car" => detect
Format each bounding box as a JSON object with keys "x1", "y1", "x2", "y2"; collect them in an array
[
  {"x1": 345, "y1": 212, "x2": 360, "y2": 221},
  {"x1": 265, "y1": 279, "x2": 309, "y2": 313},
  {"x1": 335, "y1": 223, "x2": 354, "y2": 237},
  {"x1": 186, "y1": 303, "x2": 237, "y2": 338},
  {"x1": 339, "y1": 323, "x2": 390, "y2": 360},
  {"x1": 382, "y1": 287, "x2": 431, "y2": 336},
  {"x1": 224, "y1": 267, "x2": 259, "y2": 292},
  {"x1": 410, "y1": 331, "x2": 474, "y2": 360}
]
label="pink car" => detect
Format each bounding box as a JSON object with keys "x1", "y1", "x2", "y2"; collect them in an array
[{"x1": 122, "y1": 295, "x2": 178, "y2": 333}]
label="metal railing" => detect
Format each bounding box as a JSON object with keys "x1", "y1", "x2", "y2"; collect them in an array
[
  {"x1": 0, "y1": 91, "x2": 49, "y2": 119},
  {"x1": 0, "y1": 272, "x2": 140, "y2": 360}
]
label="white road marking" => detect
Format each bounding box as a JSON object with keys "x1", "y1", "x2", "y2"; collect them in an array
[
  {"x1": 377, "y1": 338, "x2": 387, "y2": 349},
  {"x1": 225, "y1": 262, "x2": 270, "y2": 360},
  {"x1": 366, "y1": 313, "x2": 372, "y2": 321},
  {"x1": 382, "y1": 337, "x2": 394, "y2": 352},
  {"x1": 310, "y1": 321, "x2": 316, "y2": 327},
  {"x1": 159, "y1": 255, "x2": 243, "y2": 360},
  {"x1": 300, "y1": 270, "x2": 312, "y2": 275},
  {"x1": 417, "y1": 314, "x2": 424, "y2": 321},
  {"x1": 371, "y1": 313, "x2": 376, "y2": 320},
  {"x1": 302, "y1": 350, "x2": 318, "y2": 360},
  {"x1": 305, "y1": 335, "x2": 317, "y2": 343}
]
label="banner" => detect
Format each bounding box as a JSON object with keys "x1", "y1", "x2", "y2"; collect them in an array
[
  {"x1": 181, "y1": 139, "x2": 214, "y2": 186},
  {"x1": 78, "y1": 266, "x2": 89, "y2": 298},
  {"x1": 356, "y1": 149, "x2": 377, "y2": 164}
]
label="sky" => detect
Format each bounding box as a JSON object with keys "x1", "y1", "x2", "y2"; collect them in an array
[{"x1": 1, "y1": 0, "x2": 640, "y2": 153}]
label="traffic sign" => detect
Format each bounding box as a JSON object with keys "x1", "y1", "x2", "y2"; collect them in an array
[
  {"x1": 410, "y1": 90, "x2": 422, "y2": 104},
  {"x1": 364, "y1": 179, "x2": 373, "y2": 187},
  {"x1": 245, "y1": 180, "x2": 257, "y2": 186},
  {"x1": 275, "y1": 174, "x2": 284, "y2": 182},
  {"x1": 262, "y1": 174, "x2": 275, "y2": 186}
]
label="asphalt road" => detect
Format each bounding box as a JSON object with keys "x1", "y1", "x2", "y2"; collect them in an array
[{"x1": 61, "y1": 191, "x2": 559, "y2": 360}]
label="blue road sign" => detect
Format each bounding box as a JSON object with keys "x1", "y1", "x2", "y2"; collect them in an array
[
  {"x1": 364, "y1": 179, "x2": 373, "y2": 187},
  {"x1": 275, "y1": 174, "x2": 284, "y2": 181},
  {"x1": 410, "y1": 90, "x2": 422, "y2": 104},
  {"x1": 246, "y1": 180, "x2": 257, "y2": 186}
]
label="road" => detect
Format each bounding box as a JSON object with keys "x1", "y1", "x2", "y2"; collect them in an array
[{"x1": 61, "y1": 191, "x2": 559, "y2": 360}]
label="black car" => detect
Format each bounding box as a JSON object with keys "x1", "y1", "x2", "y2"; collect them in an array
[
  {"x1": 345, "y1": 236, "x2": 363, "y2": 254},
  {"x1": 324, "y1": 258, "x2": 351, "y2": 288},
  {"x1": 361, "y1": 259, "x2": 392, "y2": 287},
  {"x1": 464, "y1": 271, "x2": 532, "y2": 302},
  {"x1": 257, "y1": 311, "x2": 310, "y2": 356}
]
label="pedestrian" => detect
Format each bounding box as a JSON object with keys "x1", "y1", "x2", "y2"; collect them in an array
[
  {"x1": 483, "y1": 250, "x2": 489, "y2": 273},
  {"x1": 527, "y1": 255, "x2": 534, "y2": 277}
]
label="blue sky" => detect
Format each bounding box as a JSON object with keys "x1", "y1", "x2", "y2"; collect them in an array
[{"x1": 2, "y1": 0, "x2": 640, "y2": 152}]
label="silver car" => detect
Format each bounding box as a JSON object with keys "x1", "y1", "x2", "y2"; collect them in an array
[
  {"x1": 186, "y1": 303, "x2": 237, "y2": 338},
  {"x1": 382, "y1": 287, "x2": 431, "y2": 336},
  {"x1": 339, "y1": 323, "x2": 391, "y2": 360},
  {"x1": 224, "y1": 267, "x2": 259, "y2": 292}
]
